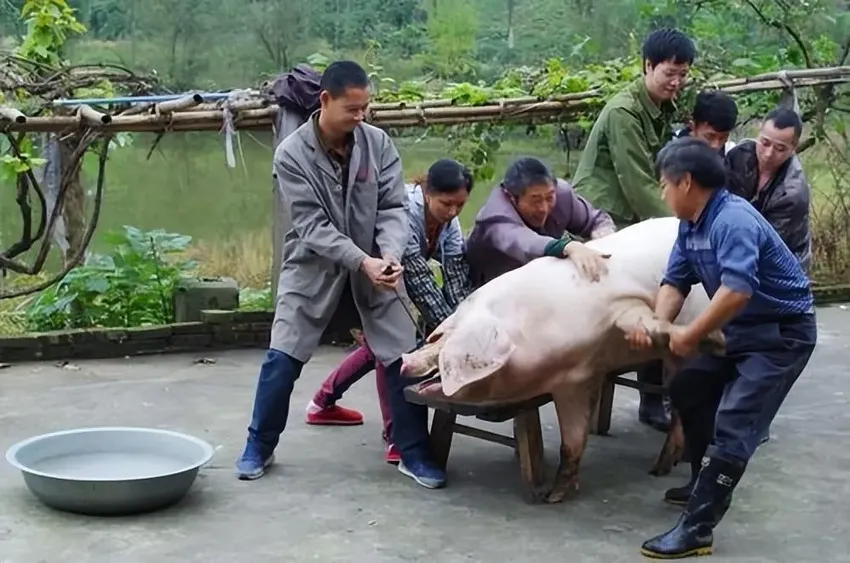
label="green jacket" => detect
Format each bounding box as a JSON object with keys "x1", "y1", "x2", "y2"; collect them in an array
[{"x1": 572, "y1": 78, "x2": 677, "y2": 226}]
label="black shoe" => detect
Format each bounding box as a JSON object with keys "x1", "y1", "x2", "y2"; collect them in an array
[
  {"x1": 641, "y1": 456, "x2": 746, "y2": 559},
  {"x1": 663, "y1": 480, "x2": 694, "y2": 506},
  {"x1": 639, "y1": 394, "x2": 671, "y2": 433}
]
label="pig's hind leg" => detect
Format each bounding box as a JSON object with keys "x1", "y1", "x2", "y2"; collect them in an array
[
  {"x1": 537, "y1": 376, "x2": 599, "y2": 503},
  {"x1": 650, "y1": 358, "x2": 686, "y2": 476}
]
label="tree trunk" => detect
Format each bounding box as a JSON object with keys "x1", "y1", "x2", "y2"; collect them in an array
[{"x1": 58, "y1": 136, "x2": 86, "y2": 267}]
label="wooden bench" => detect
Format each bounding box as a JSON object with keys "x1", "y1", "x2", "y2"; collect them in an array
[{"x1": 403, "y1": 365, "x2": 666, "y2": 503}]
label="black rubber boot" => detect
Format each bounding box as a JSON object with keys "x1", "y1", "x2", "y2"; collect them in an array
[
  {"x1": 664, "y1": 454, "x2": 702, "y2": 506},
  {"x1": 641, "y1": 456, "x2": 746, "y2": 559}
]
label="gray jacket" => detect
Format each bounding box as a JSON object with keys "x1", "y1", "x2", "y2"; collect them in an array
[{"x1": 270, "y1": 114, "x2": 416, "y2": 364}]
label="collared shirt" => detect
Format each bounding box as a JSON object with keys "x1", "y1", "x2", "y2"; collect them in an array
[
  {"x1": 572, "y1": 78, "x2": 677, "y2": 225},
  {"x1": 662, "y1": 189, "x2": 813, "y2": 324},
  {"x1": 312, "y1": 113, "x2": 353, "y2": 198}
]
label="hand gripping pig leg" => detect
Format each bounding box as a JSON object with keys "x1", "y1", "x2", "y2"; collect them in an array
[{"x1": 537, "y1": 377, "x2": 598, "y2": 503}]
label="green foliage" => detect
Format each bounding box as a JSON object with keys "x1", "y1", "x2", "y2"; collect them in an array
[
  {"x1": 238, "y1": 286, "x2": 273, "y2": 311},
  {"x1": 421, "y1": 0, "x2": 479, "y2": 80},
  {"x1": 25, "y1": 226, "x2": 197, "y2": 331},
  {"x1": 17, "y1": 0, "x2": 87, "y2": 65},
  {"x1": 445, "y1": 122, "x2": 504, "y2": 182}
]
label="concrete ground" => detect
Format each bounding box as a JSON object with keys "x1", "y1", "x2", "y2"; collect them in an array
[{"x1": 1, "y1": 306, "x2": 849, "y2": 563}]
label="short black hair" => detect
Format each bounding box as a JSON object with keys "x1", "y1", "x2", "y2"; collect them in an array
[
  {"x1": 656, "y1": 137, "x2": 727, "y2": 190},
  {"x1": 426, "y1": 159, "x2": 474, "y2": 194},
  {"x1": 764, "y1": 107, "x2": 803, "y2": 141},
  {"x1": 693, "y1": 90, "x2": 738, "y2": 132},
  {"x1": 320, "y1": 60, "x2": 369, "y2": 97},
  {"x1": 502, "y1": 156, "x2": 556, "y2": 197},
  {"x1": 642, "y1": 28, "x2": 696, "y2": 68}
]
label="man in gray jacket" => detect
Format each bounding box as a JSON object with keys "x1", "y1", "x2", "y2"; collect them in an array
[{"x1": 235, "y1": 60, "x2": 446, "y2": 489}]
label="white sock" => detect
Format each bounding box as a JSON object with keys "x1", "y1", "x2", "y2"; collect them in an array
[{"x1": 306, "y1": 400, "x2": 323, "y2": 415}]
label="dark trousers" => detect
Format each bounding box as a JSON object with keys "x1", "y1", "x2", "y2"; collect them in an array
[
  {"x1": 669, "y1": 314, "x2": 817, "y2": 465},
  {"x1": 636, "y1": 360, "x2": 665, "y2": 393},
  {"x1": 247, "y1": 348, "x2": 431, "y2": 462}
]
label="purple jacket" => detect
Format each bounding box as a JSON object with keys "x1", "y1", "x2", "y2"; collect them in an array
[{"x1": 466, "y1": 179, "x2": 616, "y2": 285}]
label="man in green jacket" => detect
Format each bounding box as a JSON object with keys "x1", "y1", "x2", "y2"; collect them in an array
[{"x1": 572, "y1": 27, "x2": 696, "y2": 431}]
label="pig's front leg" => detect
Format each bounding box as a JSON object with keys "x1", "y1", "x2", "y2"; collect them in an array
[{"x1": 539, "y1": 379, "x2": 597, "y2": 503}]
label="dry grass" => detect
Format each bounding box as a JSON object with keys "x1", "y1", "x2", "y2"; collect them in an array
[
  {"x1": 807, "y1": 138, "x2": 850, "y2": 285},
  {"x1": 185, "y1": 229, "x2": 274, "y2": 289}
]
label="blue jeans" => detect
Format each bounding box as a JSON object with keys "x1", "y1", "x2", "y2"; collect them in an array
[
  {"x1": 670, "y1": 314, "x2": 817, "y2": 465},
  {"x1": 247, "y1": 348, "x2": 431, "y2": 462}
]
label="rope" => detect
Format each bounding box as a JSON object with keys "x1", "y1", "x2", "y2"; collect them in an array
[{"x1": 777, "y1": 70, "x2": 801, "y2": 115}]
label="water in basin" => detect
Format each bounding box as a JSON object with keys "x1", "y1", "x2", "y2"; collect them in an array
[{"x1": 31, "y1": 452, "x2": 186, "y2": 480}]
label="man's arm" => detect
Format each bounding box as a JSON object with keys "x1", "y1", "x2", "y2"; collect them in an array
[
  {"x1": 607, "y1": 108, "x2": 671, "y2": 220},
  {"x1": 374, "y1": 134, "x2": 408, "y2": 262},
  {"x1": 658, "y1": 237, "x2": 700, "y2": 320},
  {"x1": 275, "y1": 151, "x2": 367, "y2": 270},
  {"x1": 683, "y1": 218, "x2": 760, "y2": 342},
  {"x1": 481, "y1": 217, "x2": 555, "y2": 263},
  {"x1": 555, "y1": 179, "x2": 617, "y2": 239}
]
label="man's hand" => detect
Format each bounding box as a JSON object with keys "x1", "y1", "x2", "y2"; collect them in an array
[
  {"x1": 625, "y1": 323, "x2": 700, "y2": 358},
  {"x1": 668, "y1": 325, "x2": 699, "y2": 358},
  {"x1": 360, "y1": 256, "x2": 403, "y2": 290},
  {"x1": 564, "y1": 241, "x2": 611, "y2": 282},
  {"x1": 625, "y1": 324, "x2": 653, "y2": 351}
]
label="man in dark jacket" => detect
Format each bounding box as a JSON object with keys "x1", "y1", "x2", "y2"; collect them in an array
[
  {"x1": 725, "y1": 107, "x2": 812, "y2": 273},
  {"x1": 673, "y1": 90, "x2": 738, "y2": 156}
]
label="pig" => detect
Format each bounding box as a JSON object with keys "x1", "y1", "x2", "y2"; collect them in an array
[{"x1": 400, "y1": 217, "x2": 725, "y2": 503}]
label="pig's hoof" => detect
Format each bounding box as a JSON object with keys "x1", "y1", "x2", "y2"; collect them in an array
[
  {"x1": 536, "y1": 481, "x2": 578, "y2": 504},
  {"x1": 649, "y1": 460, "x2": 674, "y2": 477}
]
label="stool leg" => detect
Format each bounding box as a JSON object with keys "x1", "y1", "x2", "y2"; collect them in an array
[{"x1": 514, "y1": 409, "x2": 545, "y2": 503}]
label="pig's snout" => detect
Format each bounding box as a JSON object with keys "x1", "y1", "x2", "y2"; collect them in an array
[
  {"x1": 400, "y1": 352, "x2": 436, "y2": 379},
  {"x1": 400, "y1": 354, "x2": 419, "y2": 378}
]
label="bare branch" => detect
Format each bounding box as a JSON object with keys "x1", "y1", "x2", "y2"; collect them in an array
[
  {"x1": 0, "y1": 135, "x2": 110, "y2": 299},
  {"x1": 742, "y1": 0, "x2": 814, "y2": 68}
]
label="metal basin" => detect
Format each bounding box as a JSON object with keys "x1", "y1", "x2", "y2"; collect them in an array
[{"x1": 6, "y1": 427, "x2": 215, "y2": 516}]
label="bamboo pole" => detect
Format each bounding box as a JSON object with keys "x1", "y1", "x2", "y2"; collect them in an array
[
  {"x1": 77, "y1": 104, "x2": 111, "y2": 125},
  {"x1": 0, "y1": 70, "x2": 847, "y2": 133},
  {"x1": 155, "y1": 93, "x2": 203, "y2": 113},
  {"x1": 0, "y1": 107, "x2": 26, "y2": 123},
  {"x1": 719, "y1": 77, "x2": 849, "y2": 93}
]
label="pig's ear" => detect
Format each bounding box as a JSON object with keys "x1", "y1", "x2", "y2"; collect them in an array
[{"x1": 438, "y1": 314, "x2": 515, "y2": 396}]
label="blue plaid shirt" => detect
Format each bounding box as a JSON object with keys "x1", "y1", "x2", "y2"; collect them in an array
[{"x1": 662, "y1": 189, "x2": 813, "y2": 323}]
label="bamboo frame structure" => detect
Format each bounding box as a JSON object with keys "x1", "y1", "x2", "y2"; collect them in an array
[{"x1": 0, "y1": 67, "x2": 847, "y2": 135}]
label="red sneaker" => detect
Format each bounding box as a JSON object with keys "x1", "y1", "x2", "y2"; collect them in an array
[
  {"x1": 385, "y1": 442, "x2": 401, "y2": 465},
  {"x1": 305, "y1": 404, "x2": 364, "y2": 426}
]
